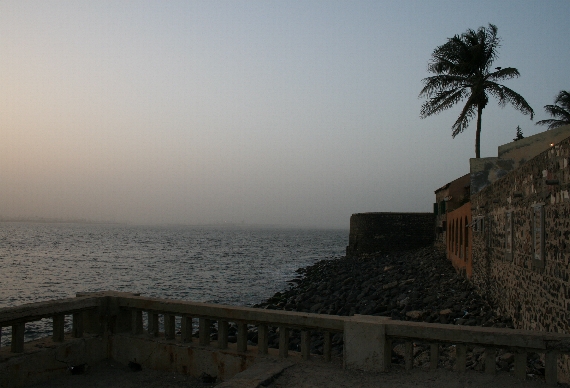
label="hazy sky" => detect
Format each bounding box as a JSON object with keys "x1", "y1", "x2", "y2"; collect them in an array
[{"x1": 1, "y1": 1, "x2": 569, "y2": 229}]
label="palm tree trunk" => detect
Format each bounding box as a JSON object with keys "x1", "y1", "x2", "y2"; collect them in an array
[{"x1": 475, "y1": 105, "x2": 483, "y2": 158}]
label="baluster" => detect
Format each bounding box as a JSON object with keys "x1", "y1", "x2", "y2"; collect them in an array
[
  {"x1": 53, "y1": 314, "x2": 65, "y2": 342},
  {"x1": 115, "y1": 307, "x2": 132, "y2": 333},
  {"x1": 455, "y1": 344, "x2": 466, "y2": 372},
  {"x1": 383, "y1": 339, "x2": 392, "y2": 371},
  {"x1": 217, "y1": 320, "x2": 228, "y2": 349},
  {"x1": 514, "y1": 350, "x2": 527, "y2": 380},
  {"x1": 301, "y1": 330, "x2": 311, "y2": 360},
  {"x1": 430, "y1": 343, "x2": 439, "y2": 370},
  {"x1": 484, "y1": 347, "x2": 495, "y2": 375},
  {"x1": 404, "y1": 341, "x2": 413, "y2": 370},
  {"x1": 132, "y1": 310, "x2": 143, "y2": 335},
  {"x1": 199, "y1": 318, "x2": 211, "y2": 346},
  {"x1": 545, "y1": 350, "x2": 558, "y2": 386},
  {"x1": 237, "y1": 322, "x2": 248, "y2": 352},
  {"x1": 83, "y1": 308, "x2": 103, "y2": 335},
  {"x1": 72, "y1": 312, "x2": 84, "y2": 338},
  {"x1": 11, "y1": 323, "x2": 25, "y2": 353},
  {"x1": 148, "y1": 312, "x2": 159, "y2": 337},
  {"x1": 279, "y1": 326, "x2": 289, "y2": 358},
  {"x1": 164, "y1": 314, "x2": 176, "y2": 340},
  {"x1": 323, "y1": 331, "x2": 331, "y2": 362},
  {"x1": 257, "y1": 324, "x2": 268, "y2": 355},
  {"x1": 181, "y1": 316, "x2": 193, "y2": 343}
]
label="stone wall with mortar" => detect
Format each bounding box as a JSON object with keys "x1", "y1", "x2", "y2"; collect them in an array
[
  {"x1": 346, "y1": 212, "x2": 434, "y2": 257},
  {"x1": 471, "y1": 135, "x2": 570, "y2": 381}
]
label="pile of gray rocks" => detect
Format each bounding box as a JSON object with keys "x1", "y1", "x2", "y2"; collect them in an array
[{"x1": 254, "y1": 246, "x2": 512, "y2": 328}]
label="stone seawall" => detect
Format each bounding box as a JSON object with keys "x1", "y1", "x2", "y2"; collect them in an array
[
  {"x1": 471, "y1": 138, "x2": 570, "y2": 335},
  {"x1": 346, "y1": 212, "x2": 434, "y2": 257},
  {"x1": 471, "y1": 135, "x2": 570, "y2": 382}
]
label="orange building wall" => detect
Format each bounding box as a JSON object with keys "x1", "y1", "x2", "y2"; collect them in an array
[{"x1": 446, "y1": 202, "x2": 472, "y2": 278}]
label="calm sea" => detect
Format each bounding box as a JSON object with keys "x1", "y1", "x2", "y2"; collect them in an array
[{"x1": 0, "y1": 222, "x2": 346, "y2": 346}]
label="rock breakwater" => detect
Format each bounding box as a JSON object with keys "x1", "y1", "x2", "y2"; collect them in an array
[{"x1": 255, "y1": 246, "x2": 511, "y2": 328}]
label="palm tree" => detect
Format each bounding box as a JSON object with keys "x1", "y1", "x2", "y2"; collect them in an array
[
  {"x1": 536, "y1": 90, "x2": 570, "y2": 129},
  {"x1": 419, "y1": 24, "x2": 534, "y2": 158}
]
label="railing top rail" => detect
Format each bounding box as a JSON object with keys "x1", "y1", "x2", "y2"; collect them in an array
[
  {"x1": 0, "y1": 295, "x2": 101, "y2": 327},
  {"x1": 114, "y1": 293, "x2": 346, "y2": 332},
  {"x1": 384, "y1": 319, "x2": 570, "y2": 351}
]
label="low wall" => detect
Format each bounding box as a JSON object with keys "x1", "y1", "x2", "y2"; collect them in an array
[
  {"x1": 0, "y1": 335, "x2": 106, "y2": 388},
  {"x1": 110, "y1": 333, "x2": 258, "y2": 381},
  {"x1": 3, "y1": 292, "x2": 570, "y2": 387},
  {"x1": 346, "y1": 212, "x2": 434, "y2": 256}
]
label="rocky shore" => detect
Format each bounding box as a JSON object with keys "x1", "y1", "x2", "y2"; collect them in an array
[{"x1": 255, "y1": 246, "x2": 511, "y2": 328}]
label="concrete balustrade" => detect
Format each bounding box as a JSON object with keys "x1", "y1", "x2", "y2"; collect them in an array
[
  {"x1": 72, "y1": 312, "x2": 84, "y2": 338},
  {"x1": 0, "y1": 294, "x2": 102, "y2": 354},
  {"x1": 11, "y1": 323, "x2": 25, "y2": 353},
  {"x1": 2, "y1": 291, "x2": 570, "y2": 388},
  {"x1": 257, "y1": 324, "x2": 269, "y2": 354},
  {"x1": 181, "y1": 316, "x2": 193, "y2": 342},
  {"x1": 147, "y1": 311, "x2": 159, "y2": 336},
  {"x1": 278, "y1": 326, "x2": 289, "y2": 358},
  {"x1": 111, "y1": 292, "x2": 344, "y2": 362}
]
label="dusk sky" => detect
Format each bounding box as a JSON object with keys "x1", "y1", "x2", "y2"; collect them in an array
[{"x1": 1, "y1": 1, "x2": 569, "y2": 229}]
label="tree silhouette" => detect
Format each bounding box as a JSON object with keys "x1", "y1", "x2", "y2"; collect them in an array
[
  {"x1": 513, "y1": 125, "x2": 524, "y2": 141},
  {"x1": 536, "y1": 90, "x2": 570, "y2": 130},
  {"x1": 420, "y1": 24, "x2": 534, "y2": 158}
]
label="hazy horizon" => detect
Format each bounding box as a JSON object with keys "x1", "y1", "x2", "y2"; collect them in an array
[
  {"x1": 2, "y1": 1, "x2": 569, "y2": 229},
  {"x1": 0, "y1": 215, "x2": 349, "y2": 230}
]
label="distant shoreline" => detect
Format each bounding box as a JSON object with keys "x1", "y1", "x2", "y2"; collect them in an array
[
  {"x1": 0, "y1": 217, "x2": 121, "y2": 225},
  {"x1": 0, "y1": 219, "x2": 348, "y2": 231}
]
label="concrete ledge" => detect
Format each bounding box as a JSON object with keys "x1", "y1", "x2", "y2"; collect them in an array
[
  {"x1": 0, "y1": 335, "x2": 106, "y2": 388},
  {"x1": 0, "y1": 296, "x2": 101, "y2": 326},
  {"x1": 109, "y1": 333, "x2": 259, "y2": 382},
  {"x1": 217, "y1": 359, "x2": 294, "y2": 388}
]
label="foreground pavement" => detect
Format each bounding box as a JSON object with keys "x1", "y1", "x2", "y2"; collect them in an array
[
  {"x1": 28, "y1": 356, "x2": 565, "y2": 388},
  {"x1": 266, "y1": 358, "x2": 564, "y2": 388}
]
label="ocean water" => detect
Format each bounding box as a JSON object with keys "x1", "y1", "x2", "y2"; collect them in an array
[{"x1": 0, "y1": 222, "x2": 347, "y2": 346}]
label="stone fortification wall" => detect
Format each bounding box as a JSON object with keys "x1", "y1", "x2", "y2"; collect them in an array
[
  {"x1": 346, "y1": 212, "x2": 434, "y2": 257},
  {"x1": 471, "y1": 135, "x2": 570, "y2": 381}
]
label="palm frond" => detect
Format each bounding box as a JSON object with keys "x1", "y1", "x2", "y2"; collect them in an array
[
  {"x1": 543, "y1": 104, "x2": 570, "y2": 121},
  {"x1": 451, "y1": 96, "x2": 477, "y2": 137},
  {"x1": 420, "y1": 88, "x2": 466, "y2": 118},
  {"x1": 482, "y1": 24, "x2": 499, "y2": 69},
  {"x1": 486, "y1": 83, "x2": 534, "y2": 119},
  {"x1": 487, "y1": 67, "x2": 520, "y2": 82},
  {"x1": 535, "y1": 119, "x2": 570, "y2": 130},
  {"x1": 536, "y1": 90, "x2": 570, "y2": 128},
  {"x1": 419, "y1": 74, "x2": 468, "y2": 97},
  {"x1": 554, "y1": 90, "x2": 570, "y2": 110}
]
